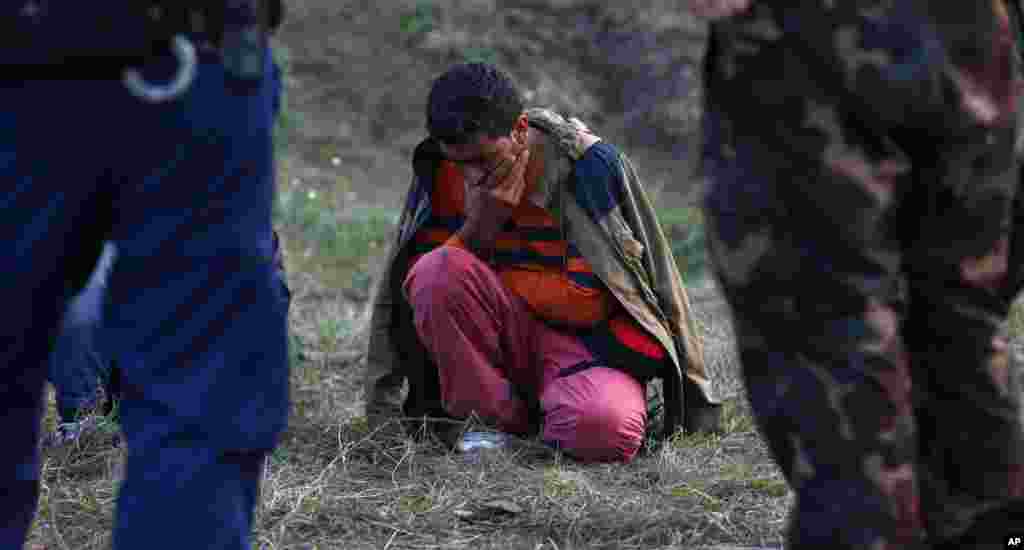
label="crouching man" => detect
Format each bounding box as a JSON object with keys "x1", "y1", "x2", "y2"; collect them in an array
[{"x1": 364, "y1": 62, "x2": 720, "y2": 462}]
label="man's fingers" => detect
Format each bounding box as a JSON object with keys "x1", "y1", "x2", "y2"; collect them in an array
[
  {"x1": 480, "y1": 157, "x2": 512, "y2": 188},
  {"x1": 482, "y1": 148, "x2": 524, "y2": 188},
  {"x1": 506, "y1": 148, "x2": 531, "y2": 200},
  {"x1": 490, "y1": 149, "x2": 531, "y2": 205}
]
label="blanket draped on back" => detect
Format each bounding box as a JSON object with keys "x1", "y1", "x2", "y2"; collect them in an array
[{"x1": 364, "y1": 108, "x2": 719, "y2": 440}]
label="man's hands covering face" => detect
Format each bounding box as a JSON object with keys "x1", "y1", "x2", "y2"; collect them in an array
[{"x1": 457, "y1": 146, "x2": 532, "y2": 258}]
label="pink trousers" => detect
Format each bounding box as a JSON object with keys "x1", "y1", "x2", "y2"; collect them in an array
[{"x1": 404, "y1": 245, "x2": 647, "y2": 462}]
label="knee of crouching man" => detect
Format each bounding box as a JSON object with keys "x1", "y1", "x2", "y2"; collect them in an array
[
  {"x1": 403, "y1": 245, "x2": 488, "y2": 304},
  {"x1": 568, "y1": 401, "x2": 646, "y2": 463}
]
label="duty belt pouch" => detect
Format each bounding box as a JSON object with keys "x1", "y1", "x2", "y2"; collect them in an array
[
  {"x1": 121, "y1": 1, "x2": 275, "y2": 100},
  {"x1": 0, "y1": 1, "x2": 283, "y2": 85},
  {"x1": 219, "y1": 0, "x2": 272, "y2": 94}
]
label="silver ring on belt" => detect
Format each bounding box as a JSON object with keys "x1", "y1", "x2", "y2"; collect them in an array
[{"x1": 122, "y1": 34, "x2": 197, "y2": 103}]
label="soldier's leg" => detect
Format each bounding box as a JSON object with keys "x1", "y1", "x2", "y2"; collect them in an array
[
  {"x1": 0, "y1": 79, "x2": 113, "y2": 546},
  {"x1": 903, "y1": 137, "x2": 1024, "y2": 547},
  {"x1": 103, "y1": 47, "x2": 288, "y2": 550},
  {"x1": 704, "y1": 137, "x2": 925, "y2": 548}
]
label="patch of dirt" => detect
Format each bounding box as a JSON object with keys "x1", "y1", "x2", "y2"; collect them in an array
[{"x1": 274, "y1": 0, "x2": 711, "y2": 210}]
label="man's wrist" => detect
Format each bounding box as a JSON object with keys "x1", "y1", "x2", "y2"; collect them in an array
[{"x1": 454, "y1": 223, "x2": 494, "y2": 258}]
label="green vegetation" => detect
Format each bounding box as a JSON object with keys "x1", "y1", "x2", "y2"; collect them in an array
[
  {"x1": 274, "y1": 178, "x2": 397, "y2": 291},
  {"x1": 1009, "y1": 298, "x2": 1024, "y2": 340},
  {"x1": 271, "y1": 44, "x2": 300, "y2": 156},
  {"x1": 460, "y1": 45, "x2": 501, "y2": 65},
  {"x1": 399, "y1": 0, "x2": 438, "y2": 36},
  {"x1": 542, "y1": 466, "x2": 580, "y2": 499},
  {"x1": 656, "y1": 206, "x2": 707, "y2": 284}
]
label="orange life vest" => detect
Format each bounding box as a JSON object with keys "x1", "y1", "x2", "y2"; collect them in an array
[{"x1": 409, "y1": 159, "x2": 666, "y2": 380}]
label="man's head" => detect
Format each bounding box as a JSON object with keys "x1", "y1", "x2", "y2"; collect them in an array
[{"x1": 426, "y1": 62, "x2": 529, "y2": 173}]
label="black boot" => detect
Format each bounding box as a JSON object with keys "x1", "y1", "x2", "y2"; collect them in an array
[
  {"x1": 101, "y1": 362, "x2": 122, "y2": 421},
  {"x1": 682, "y1": 376, "x2": 724, "y2": 434}
]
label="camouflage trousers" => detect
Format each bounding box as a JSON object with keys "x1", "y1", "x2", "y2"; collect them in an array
[{"x1": 703, "y1": 117, "x2": 1024, "y2": 549}]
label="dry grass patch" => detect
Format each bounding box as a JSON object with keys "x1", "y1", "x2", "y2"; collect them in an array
[
  {"x1": 28, "y1": 414, "x2": 123, "y2": 550},
  {"x1": 26, "y1": 159, "x2": 788, "y2": 548},
  {"x1": 244, "y1": 345, "x2": 788, "y2": 549},
  {"x1": 28, "y1": 350, "x2": 787, "y2": 550}
]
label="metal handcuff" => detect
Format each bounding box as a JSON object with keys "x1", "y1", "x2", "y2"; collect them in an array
[{"x1": 122, "y1": 34, "x2": 197, "y2": 104}]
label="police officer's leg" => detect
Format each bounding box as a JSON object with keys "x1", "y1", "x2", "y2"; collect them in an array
[
  {"x1": 0, "y1": 80, "x2": 112, "y2": 546},
  {"x1": 74, "y1": 242, "x2": 117, "y2": 419},
  {"x1": 104, "y1": 48, "x2": 287, "y2": 549},
  {"x1": 47, "y1": 310, "x2": 102, "y2": 425},
  {"x1": 49, "y1": 261, "x2": 111, "y2": 427},
  {"x1": 704, "y1": 139, "x2": 926, "y2": 549}
]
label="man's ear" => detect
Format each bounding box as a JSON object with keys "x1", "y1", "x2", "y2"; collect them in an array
[{"x1": 513, "y1": 114, "x2": 529, "y2": 145}]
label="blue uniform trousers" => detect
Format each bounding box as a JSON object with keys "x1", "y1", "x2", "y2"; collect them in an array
[
  {"x1": 47, "y1": 242, "x2": 116, "y2": 423},
  {"x1": 0, "y1": 43, "x2": 289, "y2": 550}
]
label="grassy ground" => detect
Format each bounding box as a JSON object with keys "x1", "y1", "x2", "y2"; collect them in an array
[
  {"x1": 30, "y1": 159, "x2": 1024, "y2": 548},
  {"x1": 24, "y1": 162, "x2": 796, "y2": 549},
  {"x1": 30, "y1": 389, "x2": 788, "y2": 550}
]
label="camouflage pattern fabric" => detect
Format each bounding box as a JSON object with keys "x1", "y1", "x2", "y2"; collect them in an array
[{"x1": 702, "y1": 2, "x2": 1024, "y2": 549}]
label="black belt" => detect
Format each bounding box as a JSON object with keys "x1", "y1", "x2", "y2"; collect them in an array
[
  {"x1": 556, "y1": 361, "x2": 604, "y2": 379},
  {"x1": 0, "y1": 1, "x2": 284, "y2": 100}
]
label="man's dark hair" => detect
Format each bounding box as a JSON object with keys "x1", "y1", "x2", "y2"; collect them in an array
[{"x1": 426, "y1": 62, "x2": 524, "y2": 145}]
